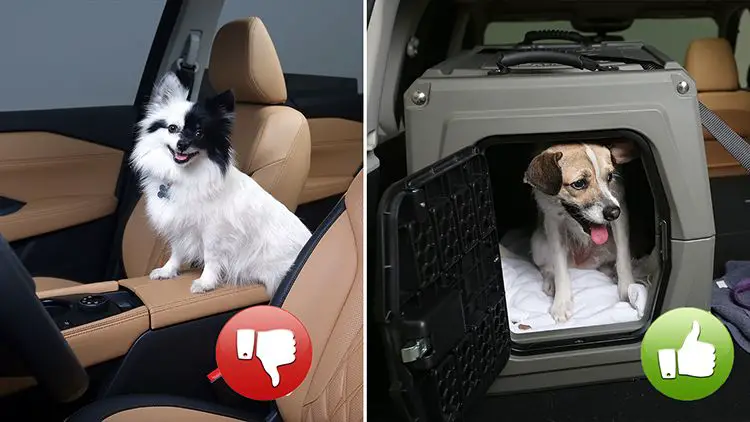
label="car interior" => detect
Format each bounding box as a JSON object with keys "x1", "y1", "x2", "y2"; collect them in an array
[
  {"x1": 0, "y1": 1, "x2": 363, "y2": 420},
  {"x1": 367, "y1": 0, "x2": 750, "y2": 420}
]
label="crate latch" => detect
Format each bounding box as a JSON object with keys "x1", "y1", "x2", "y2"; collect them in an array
[{"x1": 401, "y1": 338, "x2": 429, "y2": 363}]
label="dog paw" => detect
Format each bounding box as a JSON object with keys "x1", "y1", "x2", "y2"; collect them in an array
[
  {"x1": 550, "y1": 297, "x2": 574, "y2": 323},
  {"x1": 190, "y1": 278, "x2": 217, "y2": 294},
  {"x1": 542, "y1": 278, "x2": 555, "y2": 297},
  {"x1": 618, "y1": 278, "x2": 633, "y2": 302},
  {"x1": 150, "y1": 266, "x2": 178, "y2": 280}
]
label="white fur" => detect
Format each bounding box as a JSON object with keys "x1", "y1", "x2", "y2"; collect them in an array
[
  {"x1": 530, "y1": 148, "x2": 636, "y2": 323},
  {"x1": 130, "y1": 73, "x2": 312, "y2": 297}
]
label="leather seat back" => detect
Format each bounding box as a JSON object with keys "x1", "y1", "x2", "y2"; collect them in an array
[
  {"x1": 121, "y1": 199, "x2": 168, "y2": 278},
  {"x1": 685, "y1": 38, "x2": 750, "y2": 139},
  {"x1": 121, "y1": 17, "x2": 311, "y2": 278},
  {"x1": 275, "y1": 171, "x2": 363, "y2": 422},
  {"x1": 208, "y1": 17, "x2": 311, "y2": 210}
]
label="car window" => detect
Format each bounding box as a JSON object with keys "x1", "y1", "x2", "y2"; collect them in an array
[
  {"x1": 735, "y1": 9, "x2": 750, "y2": 87},
  {"x1": 484, "y1": 18, "x2": 718, "y2": 65},
  {"x1": 484, "y1": 20, "x2": 576, "y2": 45},
  {"x1": 219, "y1": 0, "x2": 363, "y2": 92},
  {"x1": 0, "y1": 0, "x2": 165, "y2": 112},
  {"x1": 620, "y1": 18, "x2": 717, "y2": 64}
]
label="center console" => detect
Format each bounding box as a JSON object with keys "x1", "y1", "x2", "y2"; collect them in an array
[
  {"x1": 42, "y1": 290, "x2": 143, "y2": 330},
  {"x1": 39, "y1": 271, "x2": 269, "y2": 336},
  {"x1": 2, "y1": 273, "x2": 269, "y2": 397}
]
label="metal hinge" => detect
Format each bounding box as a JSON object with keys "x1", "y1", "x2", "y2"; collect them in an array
[
  {"x1": 659, "y1": 219, "x2": 669, "y2": 263},
  {"x1": 401, "y1": 338, "x2": 429, "y2": 363}
]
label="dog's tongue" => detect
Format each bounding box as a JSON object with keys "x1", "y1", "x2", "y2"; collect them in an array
[
  {"x1": 175, "y1": 153, "x2": 189, "y2": 161},
  {"x1": 590, "y1": 225, "x2": 609, "y2": 245}
]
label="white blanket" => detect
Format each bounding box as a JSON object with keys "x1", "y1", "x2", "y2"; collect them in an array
[{"x1": 501, "y1": 254, "x2": 649, "y2": 333}]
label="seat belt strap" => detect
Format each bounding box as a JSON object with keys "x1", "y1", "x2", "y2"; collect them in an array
[
  {"x1": 265, "y1": 404, "x2": 282, "y2": 422},
  {"x1": 698, "y1": 101, "x2": 750, "y2": 173},
  {"x1": 172, "y1": 30, "x2": 202, "y2": 99}
]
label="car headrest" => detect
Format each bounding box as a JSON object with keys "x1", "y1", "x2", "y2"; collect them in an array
[
  {"x1": 685, "y1": 38, "x2": 739, "y2": 92},
  {"x1": 209, "y1": 17, "x2": 287, "y2": 105}
]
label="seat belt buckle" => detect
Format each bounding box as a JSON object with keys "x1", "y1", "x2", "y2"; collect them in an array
[
  {"x1": 207, "y1": 368, "x2": 222, "y2": 383},
  {"x1": 207, "y1": 368, "x2": 245, "y2": 407},
  {"x1": 175, "y1": 57, "x2": 199, "y2": 74}
]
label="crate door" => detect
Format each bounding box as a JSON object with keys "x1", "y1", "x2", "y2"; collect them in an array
[{"x1": 377, "y1": 146, "x2": 511, "y2": 422}]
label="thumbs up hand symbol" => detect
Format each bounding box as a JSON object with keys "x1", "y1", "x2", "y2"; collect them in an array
[{"x1": 657, "y1": 321, "x2": 716, "y2": 379}]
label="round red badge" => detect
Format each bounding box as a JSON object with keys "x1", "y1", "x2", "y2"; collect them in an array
[{"x1": 215, "y1": 305, "x2": 313, "y2": 401}]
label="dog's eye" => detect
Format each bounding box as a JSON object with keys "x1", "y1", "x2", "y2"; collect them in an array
[
  {"x1": 570, "y1": 179, "x2": 588, "y2": 190},
  {"x1": 606, "y1": 173, "x2": 614, "y2": 182},
  {"x1": 195, "y1": 129, "x2": 203, "y2": 138},
  {"x1": 167, "y1": 124, "x2": 179, "y2": 134}
]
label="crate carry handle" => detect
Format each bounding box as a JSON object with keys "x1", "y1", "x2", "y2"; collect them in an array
[
  {"x1": 493, "y1": 51, "x2": 618, "y2": 74},
  {"x1": 519, "y1": 29, "x2": 590, "y2": 46}
]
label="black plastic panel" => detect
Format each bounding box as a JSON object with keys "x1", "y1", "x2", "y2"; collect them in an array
[
  {"x1": 42, "y1": 290, "x2": 144, "y2": 331},
  {"x1": 99, "y1": 310, "x2": 271, "y2": 420},
  {"x1": 100, "y1": 310, "x2": 268, "y2": 418},
  {"x1": 0, "y1": 106, "x2": 136, "y2": 151},
  {"x1": 11, "y1": 215, "x2": 117, "y2": 283},
  {"x1": 296, "y1": 193, "x2": 344, "y2": 231},
  {"x1": 285, "y1": 73, "x2": 362, "y2": 122},
  {"x1": 101, "y1": 312, "x2": 233, "y2": 400},
  {"x1": 377, "y1": 146, "x2": 511, "y2": 422}
]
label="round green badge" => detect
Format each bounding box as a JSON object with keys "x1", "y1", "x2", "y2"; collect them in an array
[{"x1": 641, "y1": 307, "x2": 734, "y2": 401}]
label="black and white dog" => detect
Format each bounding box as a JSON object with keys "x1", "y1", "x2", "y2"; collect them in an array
[{"x1": 130, "y1": 72, "x2": 312, "y2": 296}]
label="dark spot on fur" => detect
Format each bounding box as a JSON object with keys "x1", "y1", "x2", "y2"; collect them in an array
[
  {"x1": 524, "y1": 151, "x2": 563, "y2": 195},
  {"x1": 147, "y1": 119, "x2": 167, "y2": 133},
  {"x1": 182, "y1": 90, "x2": 235, "y2": 175}
]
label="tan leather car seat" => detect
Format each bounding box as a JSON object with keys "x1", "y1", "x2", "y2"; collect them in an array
[
  {"x1": 685, "y1": 38, "x2": 750, "y2": 139},
  {"x1": 66, "y1": 171, "x2": 363, "y2": 422},
  {"x1": 209, "y1": 17, "x2": 311, "y2": 208},
  {"x1": 35, "y1": 17, "x2": 311, "y2": 292}
]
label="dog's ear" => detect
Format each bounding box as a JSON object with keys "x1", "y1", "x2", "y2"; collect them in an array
[
  {"x1": 149, "y1": 72, "x2": 189, "y2": 108},
  {"x1": 205, "y1": 89, "x2": 236, "y2": 115},
  {"x1": 524, "y1": 151, "x2": 563, "y2": 195},
  {"x1": 609, "y1": 140, "x2": 639, "y2": 165}
]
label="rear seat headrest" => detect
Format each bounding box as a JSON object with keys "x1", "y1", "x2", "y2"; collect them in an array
[
  {"x1": 209, "y1": 17, "x2": 287, "y2": 105},
  {"x1": 685, "y1": 38, "x2": 740, "y2": 92}
]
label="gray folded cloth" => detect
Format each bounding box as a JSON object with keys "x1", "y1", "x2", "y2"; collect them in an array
[{"x1": 711, "y1": 261, "x2": 750, "y2": 353}]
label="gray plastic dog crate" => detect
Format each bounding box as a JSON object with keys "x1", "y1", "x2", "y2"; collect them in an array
[{"x1": 376, "y1": 35, "x2": 715, "y2": 422}]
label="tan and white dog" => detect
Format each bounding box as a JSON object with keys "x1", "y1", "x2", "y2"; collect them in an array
[{"x1": 524, "y1": 142, "x2": 638, "y2": 322}]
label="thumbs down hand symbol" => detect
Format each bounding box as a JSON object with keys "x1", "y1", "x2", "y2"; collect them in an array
[{"x1": 236, "y1": 329, "x2": 297, "y2": 387}]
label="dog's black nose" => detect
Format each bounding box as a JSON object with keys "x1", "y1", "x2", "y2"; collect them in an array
[
  {"x1": 176, "y1": 139, "x2": 190, "y2": 152},
  {"x1": 603, "y1": 206, "x2": 621, "y2": 221}
]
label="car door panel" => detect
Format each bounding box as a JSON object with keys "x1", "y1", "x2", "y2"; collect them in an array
[
  {"x1": 0, "y1": 131, "x2": 122, "y2": 241},
  {"x1": 0, "y1": 106, "x2": 136, "y2": 282}
]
